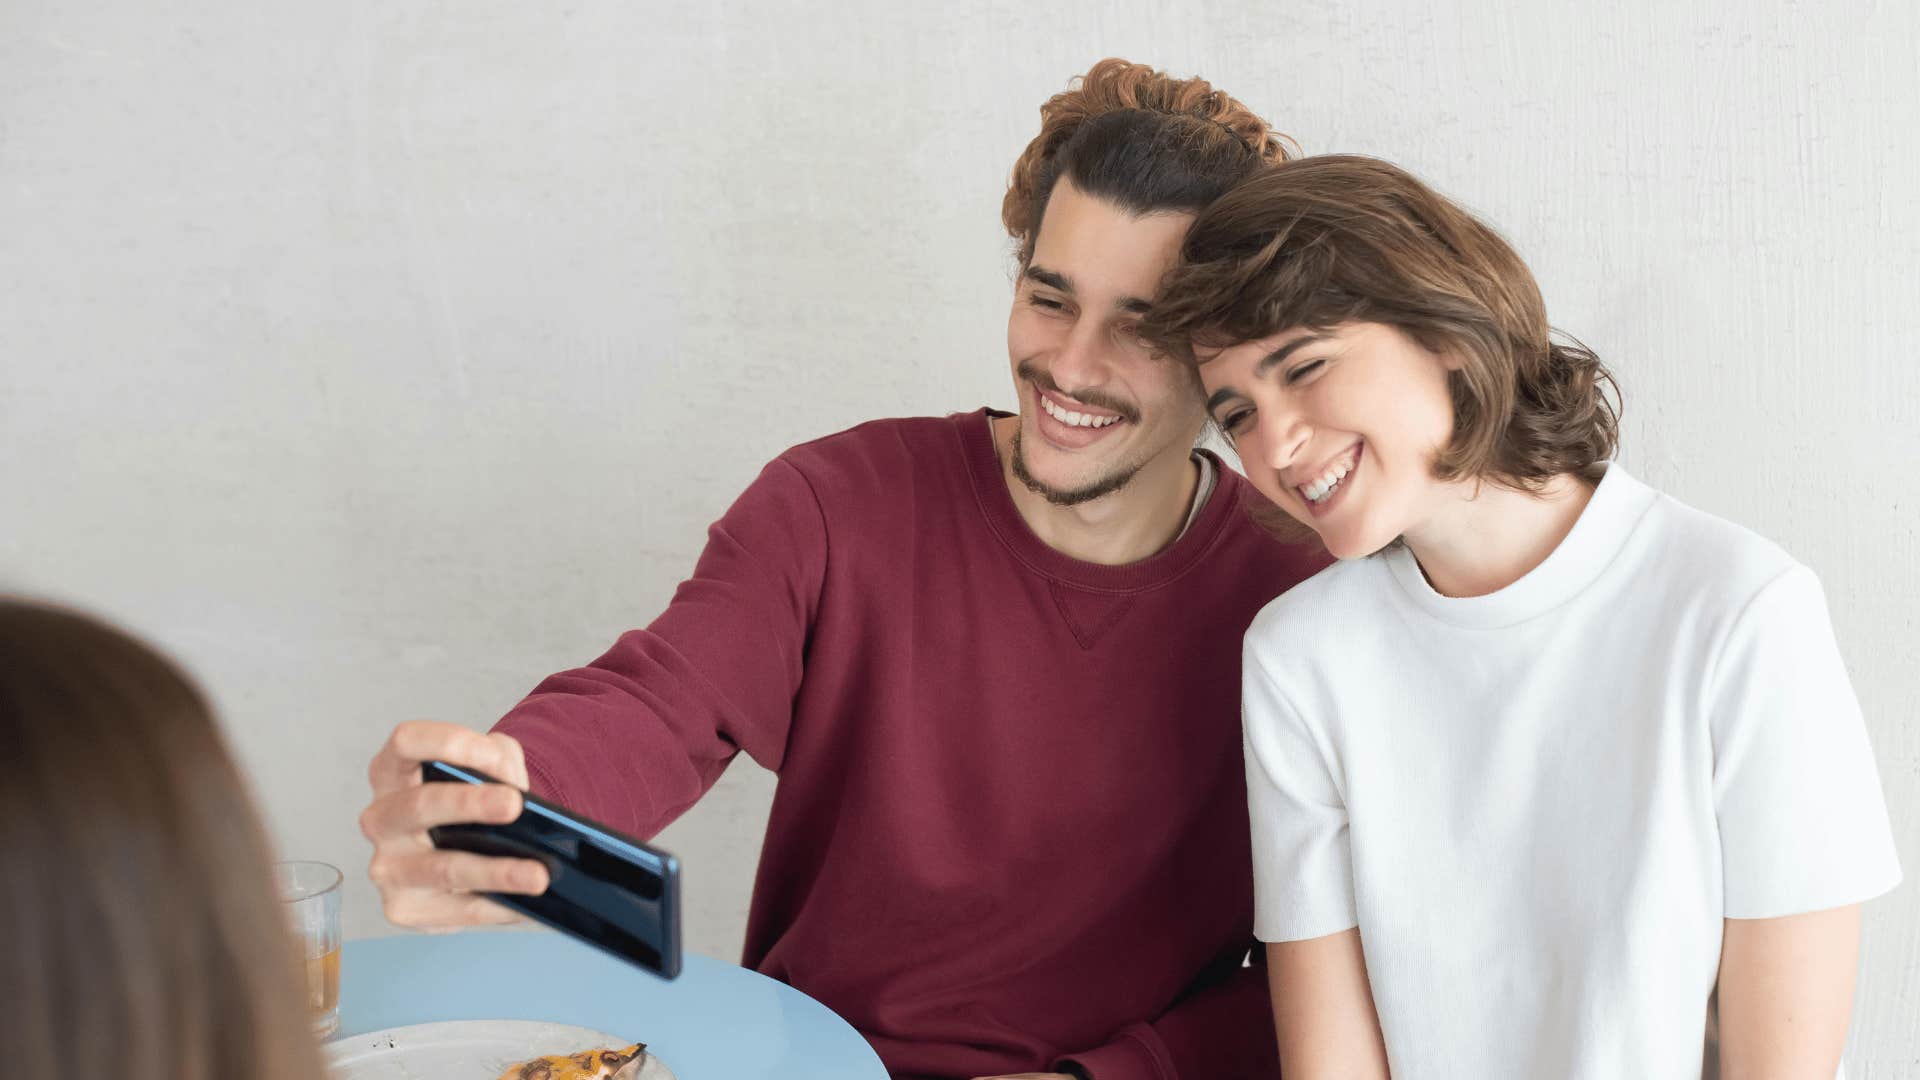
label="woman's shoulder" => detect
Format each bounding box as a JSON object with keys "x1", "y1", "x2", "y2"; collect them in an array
[
  {"x1": 1246, "y1": 555, "x2": 1394, "y2": 652},
  {"x1": 1630, "y1": 480, "x2": 1813, "y2": 610}
]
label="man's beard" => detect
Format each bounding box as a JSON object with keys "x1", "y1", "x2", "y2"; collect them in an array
[
  {"x1": 1009, "y1": 427, "x2": 1148, "y2": 507},
  {"x1": 1009, "y1": 359, "x2": 1149, "y2": 506}
]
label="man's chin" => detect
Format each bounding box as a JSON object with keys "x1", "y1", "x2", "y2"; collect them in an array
[{"x1": 1009, "y1": 430, "x2": 1144, "y2": 507}]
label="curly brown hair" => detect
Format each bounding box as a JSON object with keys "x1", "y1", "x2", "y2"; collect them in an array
[
  {"x1": 1144, "y1": 155, "x2": 1620, "y2": 499},
  {"x1": 1001, "y1": 58, "x2": 1296, "y2": 266}
]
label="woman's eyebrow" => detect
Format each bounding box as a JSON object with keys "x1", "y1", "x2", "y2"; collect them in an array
[
  {"x1": 1201, "y1": 333, "x2": 1332, "y2": 413},
  {"x1": 1205, "y1": 386, "x2": 1247, "y2": 414},
  {"x1": 1255, "y1": 334, "x2": 1330, "y2": 378}
]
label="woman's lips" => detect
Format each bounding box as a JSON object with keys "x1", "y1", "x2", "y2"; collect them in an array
[{"x1": 1298, "y1": 441, "x2": 1363, "y2": 519}]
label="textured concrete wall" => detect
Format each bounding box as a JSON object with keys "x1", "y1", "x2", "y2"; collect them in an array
[{"x1": 4, "y1": 0, "x2": 1914, "y2": 1071}]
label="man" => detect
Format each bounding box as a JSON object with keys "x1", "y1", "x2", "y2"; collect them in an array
[{"x1": 358, "y1": 59, "x2": 1324, "y2": 1080}]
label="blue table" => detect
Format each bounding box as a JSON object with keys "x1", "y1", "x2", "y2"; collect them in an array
[{"x1": 335, "y1": 930, "x2": 887, "y2": 1079}]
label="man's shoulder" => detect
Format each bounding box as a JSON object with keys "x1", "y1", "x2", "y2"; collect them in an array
[
  {"x1": 773, "y1": 411, "x2": 979, "y2": 497},
  {"x1": 1200, "y1": 468, "x2": 1337, "y2": 590},
  {"x1": 784, "y1": 412, "x2": 970, "y2": 459}
]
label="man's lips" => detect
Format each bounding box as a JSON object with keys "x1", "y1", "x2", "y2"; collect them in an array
[
  {"x1": 1032, "y1": 388, "x2": 1131, "y2": 450},
  {"x1": 1037, "y1": 388, "x2": 1128, "y2": 425}
]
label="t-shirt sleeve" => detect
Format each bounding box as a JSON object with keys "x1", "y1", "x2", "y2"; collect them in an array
[
  {"x1": 1244, "y1": 642, "x2": 1359, "y2": 941},
  {"x1": 1709, "y1": 564, "x2": 1903, "y2": 919}
]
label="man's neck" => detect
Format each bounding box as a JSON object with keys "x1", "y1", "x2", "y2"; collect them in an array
[{"x1": 991, "y1": 413, "x2": 1201, "y2": 567}]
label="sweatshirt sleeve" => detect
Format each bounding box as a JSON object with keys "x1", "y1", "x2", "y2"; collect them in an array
[
  {"x1": 492, "y1": 456, "x2": 827, "y2": 837},
  {"x1": 1053, "y1": 952, "x2": 1278, "y2": 1080}
]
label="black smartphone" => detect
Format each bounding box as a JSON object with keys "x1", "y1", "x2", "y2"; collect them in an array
[{"x1": 422, "y1": 760, "x2": 682, "y2": 980}]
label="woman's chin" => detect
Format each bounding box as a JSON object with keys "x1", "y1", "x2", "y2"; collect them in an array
[
  {"x1": 1315, "y1": 533, "x2": 1356, "y2": 560},
  {"x1": 1313, "y1": 522, "x2": 1387, "y2": 562}
]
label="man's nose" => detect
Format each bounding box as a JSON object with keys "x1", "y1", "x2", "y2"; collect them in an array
[{"x1": 1050, "y1": 318, "x2": 1114, "y2": 392}]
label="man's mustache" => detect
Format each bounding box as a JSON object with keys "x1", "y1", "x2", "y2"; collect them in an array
[{"x1": 1016, "y1": 361, "x2": 1140, "y2": 423}]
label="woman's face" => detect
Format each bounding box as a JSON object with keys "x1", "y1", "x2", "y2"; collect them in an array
[{"x1": 1199, "y1": 321, "x2": 1458, "y2": 558}]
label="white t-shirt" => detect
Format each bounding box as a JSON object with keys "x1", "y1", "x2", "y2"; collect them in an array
[{"x1": 1243, "y1": 464, "x2": 1901, "y2": 1080}]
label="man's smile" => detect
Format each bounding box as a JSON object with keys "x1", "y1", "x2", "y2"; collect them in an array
[{"x1": 1033, "y1": 387, "x2": 1131, "y2": 450}]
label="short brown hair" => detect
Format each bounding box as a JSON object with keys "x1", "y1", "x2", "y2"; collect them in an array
[
  {"x1": 1002, "y1": 58, "x2": 1296, "y2": 266},
  {"x1": 0, "y1": 600, "x2": 328, "y2": 1080},
  {"x1": 1145, "y1": 155, "x2": 1620, "y2": 493}
]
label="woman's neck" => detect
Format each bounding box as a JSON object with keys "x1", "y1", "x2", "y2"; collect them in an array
[{"x1": 1400, "y1": 471, "x2": 1597, "y2": 598}]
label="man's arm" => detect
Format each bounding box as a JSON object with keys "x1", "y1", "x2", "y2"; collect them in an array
[
  {"x1": 495, "y1": 456, "x2": 828, "y2": 834},
  {"x1": 1715, "y1": 906, "x2": 1862, "y2": 1079},
  {"x1": 359, "y1": 457, "x2": 828, "y2": 929},
  {"x1": 1048, "y1": 946, "x2": 1280, "y2": 1080}
]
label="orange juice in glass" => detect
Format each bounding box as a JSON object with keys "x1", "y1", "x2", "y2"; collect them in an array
[{"x1": 276, "y1": 860, "x2": 343, "y2": 1038}]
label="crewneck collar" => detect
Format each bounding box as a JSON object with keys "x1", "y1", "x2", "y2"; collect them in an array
[
  {"x1": 957, "y1": 408, "x2": 1238, "y2": 593},
  {"x1": 1383, "y1": 464, "x2": 1659, "y2": 629}
]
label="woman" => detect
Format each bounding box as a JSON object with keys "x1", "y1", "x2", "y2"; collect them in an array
[
  {"x1": 1141, "y1": 156, "x2": 1901, "y2": 1078},
  {"x1": 0, "y1": 599, "x2": 329, "y2": 1079}
]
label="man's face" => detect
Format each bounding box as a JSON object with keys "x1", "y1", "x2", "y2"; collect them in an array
[{"x1": 1004, "y1": 178, "x2": 1206, "y2": 506}]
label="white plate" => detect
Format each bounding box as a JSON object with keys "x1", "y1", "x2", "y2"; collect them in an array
[{"x1": 326, "y1": 1020, "x2": 676, "y2": 1080}]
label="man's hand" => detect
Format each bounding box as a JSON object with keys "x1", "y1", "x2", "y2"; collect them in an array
[{"x1": 358, "y1": 719, "x2": 552, "y2": 930}]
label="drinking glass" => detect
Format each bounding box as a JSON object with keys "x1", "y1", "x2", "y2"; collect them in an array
[{"x1": 276, "y1": 860, "x2": 343, "y2": 1039}]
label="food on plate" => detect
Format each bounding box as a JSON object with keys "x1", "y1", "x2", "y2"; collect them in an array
[{"x1": 495, "y1": 1043, "x2": 648, "y2": 1080}]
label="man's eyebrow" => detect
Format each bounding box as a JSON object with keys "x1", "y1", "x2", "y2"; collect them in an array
[
  {"x1": 1024, "y1": 264, "x2": 1154, "y2": 314},
  {"x1": 1255, "y1": 334, "x2": 1330, "y2": 377},
  {"x1": 1024, "y1": 265, "x2": 1071, "y2": 292}
]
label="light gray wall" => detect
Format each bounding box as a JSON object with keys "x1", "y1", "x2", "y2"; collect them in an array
[{"x1": 4, "y1": 0, "x2": 1915, "y2": 1072}]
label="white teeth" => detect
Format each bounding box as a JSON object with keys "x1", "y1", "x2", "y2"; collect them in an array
[
  {"x1": 1300, "y1": 453, "x2": 1356, "y2": 504},
  {"x1": 1041, "y1": 395, "x2": 1121, "y2": 429}
]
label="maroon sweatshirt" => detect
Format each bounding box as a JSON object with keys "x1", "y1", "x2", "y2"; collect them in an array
[{"x1": 494, "y1": 410, "x2": 1324, "y2": 1079}]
